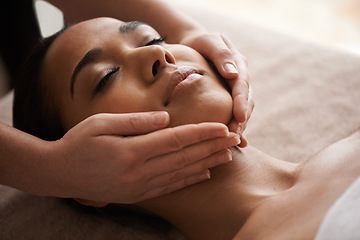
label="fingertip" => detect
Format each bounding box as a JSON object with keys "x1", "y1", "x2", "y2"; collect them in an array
[
  {"x1": 238, "y1": 135, "x2": 248, "y2": 148},
  {"x1": 228, "y1": 120, "x2": 240, "y2": 134},
  {"x1": 151, "y1": 111, "x2": 170, "y2": 126},
  {"x1": 198, "y1": 169, "x2": 211, "y2": 181},
  {"x1": 220, "y1": 62, "x2": 238, "y2": 79},
  {"x1": 224, "y1": 62, "x2": 238, "y2": 75},
  {"x1": 234, "y1": 110, "x2": 247, "y2": 125},
  {"x1": 233, "y1": 97, "x2": 247, "y2": 124},
  {"x1": 198, "y1": 122, "x2": 229, "y2": 137}
]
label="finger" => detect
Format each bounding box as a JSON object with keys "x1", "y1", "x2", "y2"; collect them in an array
[
  {"x1": 218, "y1": 36, "x2": 250, "y2": 124},
  {"x1": 238, "y1": 135, "x2": 248, "y2": 148},
  {"x1": 144, "y1": 134, "x2": 239, "y2": 178},
  {"x1": 246, "y1": 85, "x2": 255, "y2": 121},
  {"x1": 141, "y1": 169, "x2": 211, "y2": 200},
  {"x1": 227, "y1": 119, "x2": 248, "y2": 148},
  {"x1": 125, "y1": 122, "x2": 231, "y2": 159},
  {"x1": 85, "y1": 111, "x2": 170, "y2": 136},
  {"x1": 228, "y1": 118, "x2": 240, "y2": 134},
  {"x1": 144, "y1": 149, "x2": 232, "y2": 199},
  {"x1": 228, "y1": 86, "x2": 253, "y2": 134},
  {"x1": 146, "y1": 149, "x2": 232, "y2": 189},
  {"x1": 208, "y1": 39, "x2": 239, "y2": 79},
  {"x1": 195, "y1": 34, "x2": 239, "y2": 79},
  {"x1": 231, "y1": 71, "x2": 251, "y2": 124}
]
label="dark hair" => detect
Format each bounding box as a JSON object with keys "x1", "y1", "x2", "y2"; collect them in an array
[{"x1": 13, "y1": 27, "x2": 70, "y2": 141}]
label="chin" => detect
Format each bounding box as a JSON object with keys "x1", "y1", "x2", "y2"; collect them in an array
[{"x1": 167, "y1": 96, "x2": 233, "y2": 128}]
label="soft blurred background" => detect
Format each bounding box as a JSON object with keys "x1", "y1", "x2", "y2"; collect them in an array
[
  {"x1": 172, "y1": 0, "x2": 360, "y2": 56},
  {"x1": 36, "y1": 0, "x2": 360, "y2": 56}
]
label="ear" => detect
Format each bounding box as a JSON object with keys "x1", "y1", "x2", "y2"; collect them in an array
[{"x1": 74, "y1": 198, "x2": 109, "y2": 208}]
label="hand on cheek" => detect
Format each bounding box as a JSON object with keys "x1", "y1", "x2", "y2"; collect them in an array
[{"x1": 180, "y1": 31, "x2": 254, "y2": 148}]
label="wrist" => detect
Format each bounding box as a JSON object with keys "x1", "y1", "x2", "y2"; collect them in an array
[
  {"x1": 167, "y1": 20, "x2": 206, "y2": 44},
  {"x1": 0, "y1": 124, "x2": 60, "y2": 197}
]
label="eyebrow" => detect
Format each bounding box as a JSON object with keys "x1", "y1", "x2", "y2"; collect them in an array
[
  {"x1": 70, "y1": 48, "x2": 102, "y2": 98},
  {"x1": 119, "y1": 21, "x2": 147, "y2": 33}
]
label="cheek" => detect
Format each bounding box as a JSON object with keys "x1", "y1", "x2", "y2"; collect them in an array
[
  {"x1": 169, "y1": 44, "x2": 210, "y2": 66},
  {"x1": 91, "y1": 85, "x2": 161, "y2": 115},
  {"x1": 62, "y1": 93, "x2": 151, "y2": 131},
  {"x1": 92, "y1": 94, "x2": 142, "y2": 114},
  {"x1": 167, "y1": 85, "x2": 233, "y2": 127},
  {"x1": 62, "y1": 82, "x2": 163, "y2": 130}
]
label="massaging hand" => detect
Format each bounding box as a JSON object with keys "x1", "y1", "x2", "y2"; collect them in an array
[
  {"x1": 49, "y1": 112, "x2": 239, "y2": 203},
  {"x1": 180, "y1": 32, "x2": 254, "y2": 147}
]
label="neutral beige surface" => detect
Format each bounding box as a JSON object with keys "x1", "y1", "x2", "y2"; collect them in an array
[
  {"x1": 1, "y1": 5, "x2": 360, "y2": 240},
  {"x1": 173, "y1": 0, "x2": 360, "y2": 56}
]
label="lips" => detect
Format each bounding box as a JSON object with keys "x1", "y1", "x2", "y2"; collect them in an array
[{"x1": 164, "y1": 66, "x2": 202, "y2": 105}]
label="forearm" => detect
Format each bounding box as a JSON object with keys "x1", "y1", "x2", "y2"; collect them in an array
[
  {"x1": 0, "y1": 122, "x2": 54, "y2": 196},
  {"x1": 48, "y1": 0, "x2": 205, "y2": 43}
]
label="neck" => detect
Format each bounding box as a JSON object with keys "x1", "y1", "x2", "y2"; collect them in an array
[{"x1": 136, "y1": 146, "x2": 298, "y2": 240}]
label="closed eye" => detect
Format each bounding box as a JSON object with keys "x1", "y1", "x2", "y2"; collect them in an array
[
  {"x1": 94, "y1": 66, "x2": 120, "y2": 94},
  {"x1": 145, "y1": 36, "x2": 166, "y2": 46}
]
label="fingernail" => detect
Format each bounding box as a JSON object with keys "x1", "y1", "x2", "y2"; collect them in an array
[
  {"x1": 215, "y1": 128, "x2": 230, "y2": 137},
  {"x1": 214, "y1": 150, "x2": 233, "y2": 167},
  {"x1": 233, "y1": 135, "x2": 241, "y2": 146},
  {"x1": 228, "y1": 133, "x2": 241, "y2": 146},
  {"x1": 224, "y1": 63, "x2": 238, "y2": 74},
  {"x1": 199, "y1": 170, "x2": 211, "y2": 181},
  {"x1": 151, "y1": 112, "x2": 169, "y2": 126},
  {"x1": 220, "y1": 150, "x2": 233, "y2": 162},
  {"x1": 239, "y1": 135, "x2": 248, "y2": 148}
]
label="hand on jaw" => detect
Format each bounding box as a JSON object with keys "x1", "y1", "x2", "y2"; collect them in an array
[{"x1": 180, "y1": 30, "x2": 254, "y2": 147}]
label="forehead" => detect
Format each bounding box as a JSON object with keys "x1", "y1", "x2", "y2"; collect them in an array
[
  {"x1": 43, "y1": 18, "x2": 155, "y2": 77},
  {"x1": 47, "y1": 17, "x2": 123, "y2": 65},
  {"x1": 39, "y1": 18, "x2": 124, "y2": 105},
  {"x1": 48, "y1": 18, "x2": 156, "y2": 60}
]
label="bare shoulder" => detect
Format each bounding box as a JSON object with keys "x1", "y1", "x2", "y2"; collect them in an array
[
  {"x1": 233, "y1": 128, "x2": 360, "y2": 240},
  {"x1": 299, "y1": 127, "x2": 360, "y2": 181}
]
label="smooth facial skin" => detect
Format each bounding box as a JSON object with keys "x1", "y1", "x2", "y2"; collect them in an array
[
  {"x1": 41, "y1": 17, "x2": 233, "y2": 130},
  {"x1": 35, "y1": 18, "x2": 360, "y2": 240}
]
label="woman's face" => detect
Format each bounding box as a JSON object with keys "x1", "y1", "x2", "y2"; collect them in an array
[{"x1": 41, "y1": 17, "x2": 232, "y2": 130}]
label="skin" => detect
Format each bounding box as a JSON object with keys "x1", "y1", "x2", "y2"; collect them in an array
[
  {"x1": 134, "y1": 132, "x2": 360, "y2": 240},
  {"x1": 36, "y1": 17, "x2": 241, "y2": 203},
  {"x1": 49, "y1": 0, "x2": 254, "y2": 135},
  {"x1": 48, "y1": 0, "x2": 252, "y2": 116},
  {"x1": 40, "y1": 18, "x2": 360, "y2": 239},
  {"x1": 2, "y1": 0, "x2": 253, "y2": 204},
  {"x1": 42, "y1": 18, "x2": 233, "y2": 130}
]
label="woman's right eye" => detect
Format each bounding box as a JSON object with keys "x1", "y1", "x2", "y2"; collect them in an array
[{"x1": 94, "y1": 67, "x2": 120, "y2": 94}]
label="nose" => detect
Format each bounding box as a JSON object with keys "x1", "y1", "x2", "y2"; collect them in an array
[{"x1": 136, "y1": 45, "x2": 175, "y2": 84}]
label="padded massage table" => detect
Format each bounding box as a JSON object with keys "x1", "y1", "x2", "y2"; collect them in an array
[{"x1": 1, "y1": 4, "x2": 360, "y2": 239}]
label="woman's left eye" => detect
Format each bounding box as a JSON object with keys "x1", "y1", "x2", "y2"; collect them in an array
[
  {"x1": 145, "y1": 36, "x2": 166, "y2": 46},
  {"x1": 94, "y1": 66, "x2": 120, "y2": 94}
]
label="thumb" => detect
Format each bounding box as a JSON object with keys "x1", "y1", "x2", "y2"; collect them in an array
[
  {"x1": 187, "y1": 33, "x2": 238, "y2": 80},
  {"x1": 89, "y1": 111, "x2": 170, "y2": 136},
  {"x1": 210, "y1": 35, "x2": 239, "y2": 80}
]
